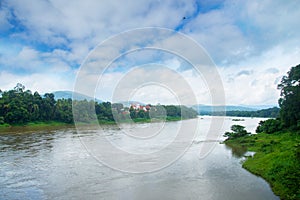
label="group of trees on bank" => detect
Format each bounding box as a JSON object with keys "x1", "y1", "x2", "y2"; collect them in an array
[
  {"x1": 256, "y1": 64, "x2": 300, "y2": 133},
  {"x1": 278, "y1": 64, "x2": 300, "y2": 128},
  {"x1": 0, "y1": 83, "x2": 113, "y2": 125},
  {"x1": 224, "y1": 64, "x2": 300, "y2": 200},
  {"x1": 224, "y1": 125, "x2": 251, "y2": 139},
  {"x1": 128, "y1": 104, "x2": 198, "y2": 120},
  {"x1": 0, "y1": 83, "x2": 63, "y2": 124},
  {"x1": 211, "y1": 107, "x2": 280, "y2": 118},
  {"x1": 0, "y1": 84, "x2": 197, "y2": 125},
  {"x1": 224, "y1": 64, "x2": 300, "y2": 139}
]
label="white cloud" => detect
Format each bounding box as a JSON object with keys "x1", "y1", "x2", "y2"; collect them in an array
[
  {"x1": 182, "y1": 9, "x2": 249, "y2": 65},
  {"x1": 1, "y1": 0, "x2": 300, "y2": 106},
  {"x1": 0, "y1": 6, "x2": 12, "y2": 31},
  {"x1": 219, "y1": 44, "x2": 300, "y2": 105},
  {"x1": 0, "y1": 45, "x2": 73, "y2": 73},
  {"x1": 180, "y1": 0, "x2": 300, "y2": 66},
  {"x1": 0, "y1": 70, "x2": 74, "y2": 94},
  {"x1": 5, "y1": 0, "x2": 195, "y2": 63}
]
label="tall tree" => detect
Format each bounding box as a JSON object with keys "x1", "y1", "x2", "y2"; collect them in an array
[
  {"x1": 278, "y1": 64, "x2": 300, "y2": 128},
  {"x1": 41, "y1": 93, "x2": 56, "y2": 120}
]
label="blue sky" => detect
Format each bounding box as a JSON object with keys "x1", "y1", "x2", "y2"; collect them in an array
[{"x1": 0, "y1": 0, "x2": 299, "y2": 105}]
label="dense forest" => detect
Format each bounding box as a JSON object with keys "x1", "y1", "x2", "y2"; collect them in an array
[
  {"x1": 0, "y1": 84, "x2": 197, "y2": 126},
  {"x1": 205, "y1": 107, "x2": 280, "y2": 118}
]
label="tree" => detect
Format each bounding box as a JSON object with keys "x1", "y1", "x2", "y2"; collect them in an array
[
  {"x1": 14, "y1": 83, "x2": 25, "y2": 93},
  {"x1": 278, "y1": 64, "x2": 300, "y2": 129},
  {"x1": 129, "y1": 106, "x2": 137, "y2": 119},
  {"x1": 112, "y1": 103, "x2": 123, "y2": 113},
  {"x1": 181, "y1": 105, "x2": 198, "y2": 119},
  {"x1": 40, "y1": 93, "x2": 56, "y2": 120},
  {"x1": 256, "y1": 119, "x2": 282, "y2": 134},
  {"x1": 164, "y1": 105, "x2": 180, "y2": 117},
  {"x1": 54, "y1": 98, "x2": 73, "y2": 123},
  {"x1": 224, "y1": 125, "x2": 251, "y2": 139},
  {"x1": 137, "y1": 110, "x2": 145, "y2": 118},
  {"x1": 0, "y1": 84, "x2": 198, "y2": 125}
]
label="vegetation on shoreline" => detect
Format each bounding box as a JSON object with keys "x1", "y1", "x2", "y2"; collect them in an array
[
  {"x1": 224, "y1": 64, "x2": 300, "y2": 200},
  {"x1": 0, "y1": 121, "x2": 74, "y2": 134},
  {"x1": 225, "y1": 132, "x2": 300, "y2": 200},
  {"x1": 201, "y1": 106, "x2": 279, "y2": 118},
  {"x1": 0, "y1": 84, "x2": 197, "y2": 129},
  {"x1": 0, "y1": 116, "x2": 185, "y2": 130}
]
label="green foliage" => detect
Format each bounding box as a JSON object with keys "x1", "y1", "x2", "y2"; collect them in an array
[
  {"x1": 180, "y1": 105, "x2": 198, "y2": 119},
  {"x1": 224, "y1": 65, "x2": 300, "y2": 199},
  {"x1": 137, "y1": 110, "x2": 146, "y2": 118},
  {"x1": 225, "y1": 132, "x2": 300, "y2": 200},
  {"x1": 95, "y1": 101, "x2": 114, "y2": 121},
  {"x1": 278, "y1": 64, "x2": 300, "y2": 129},
  {"x1": 0, "y1": 116, "x2": 4, "y2": 124},
  {"x1": 149, "y1": 104, "x2": 165, "y2": 119},
  {"x1": 0, "y1": 84, "x2": 70, "y2": 124},
  {"x1": 164, "y1": 105, "x2": 180, "y2": 117},
  {"x1": 256, "y1": 119, "x2": 283, "y2": 134},
  {"x1": 73, "y1": 99, "x2": 97, "y2": 122},
  {"x1": 223, "y1": 125, "x2": 251, "y2": 139},
  {"x1": 129, "y1": 104, "x2": 197, "y2": 121},
  {"x1": 206, "y1": 107, "x2": 280, "y2": 118},
  {"x1": 54, "y1": 99, "x2": 73, "y2": 123},
  {"x1": 0, "y1": 84, "x2": 197, "y2": 126}
]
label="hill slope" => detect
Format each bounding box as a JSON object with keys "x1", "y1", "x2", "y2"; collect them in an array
[{"x1": 52, "y1": 91, "x2": 102, "y2": 102}]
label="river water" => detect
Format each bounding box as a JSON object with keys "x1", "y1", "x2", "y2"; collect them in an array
[{"x1": 0, "y1": 116, "x2": 279, "y2": 200}]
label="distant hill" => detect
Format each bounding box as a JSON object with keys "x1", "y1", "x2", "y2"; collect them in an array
[
  {"x1": 52, "y1": 91, "x2": 102, "y2": 102},
  {"x1": 238, "y1": 105, "x2": 278, "y2": 110}
]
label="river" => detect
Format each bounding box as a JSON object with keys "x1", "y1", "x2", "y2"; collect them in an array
[{"x1": 0, "y1": 116, "x2": 279, "y2": 200}]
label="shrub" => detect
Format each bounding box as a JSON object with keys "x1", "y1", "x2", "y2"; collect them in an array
[
  {"x1": 224, "y1": 125, "x2": 251, "y2": 139},
  {"x1": 256, "y1": 119, "x2": 282, "y2": 134}
]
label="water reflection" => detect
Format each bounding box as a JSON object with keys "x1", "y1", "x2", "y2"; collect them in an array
[
  {"x1": 0, "y1": 131, "x2": 54, "y2": 156},
  {"x1": 224, "y1": 142, "x2": 248, "y2": 158},
  {"x1": 0, "y1": 117, "x2": 279, "y2": 200}
]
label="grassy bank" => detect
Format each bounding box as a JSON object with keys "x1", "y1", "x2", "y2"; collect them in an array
[
  {"x1": 0, "y1": 121, "x2": 74, "y2": 133},
  {"x1": 0, "y1": 121, "x2": 71, "y2": 128},
  {"x1": 113, "y1": 116, "x2": 185, "y2": 123},
  {"x1": 225, "y1": 132, "x2": 300, "y2": 200},
  {"x1": 0, "y1": 116, "x2": 190, "y2": 132}
]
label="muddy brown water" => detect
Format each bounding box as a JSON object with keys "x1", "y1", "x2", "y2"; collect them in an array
[{"x1": 0, "y1": 117, "x2": 279, "y2": 200}]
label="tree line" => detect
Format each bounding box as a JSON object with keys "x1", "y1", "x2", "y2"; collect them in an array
[
  {"x1": 256, "y1": 64, "x2": 300, "y2": 133},
  {"x1": 224, "y1": 64, "x2": 300, "y2": 138},
  {"x1": 223, "y1": 64, "x2": 300, "y2": 200},
  {"x1": 206, "y1": 107, "x2": 280, "y2": 118},
  {"x1": 0, "y1": 84, "x2": 197, "y2": 125}
]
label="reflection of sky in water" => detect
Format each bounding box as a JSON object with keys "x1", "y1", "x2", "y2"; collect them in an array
[{"x1": 0, "y1": 117, "x2": 278, "y2": 200}]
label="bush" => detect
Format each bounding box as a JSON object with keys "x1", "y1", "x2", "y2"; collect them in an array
[
  {"x1": 256, "y1": 119, "x2": 282, "y2": 134},
  {"x1": 224, "y1": 125, "x2": 251, "y2": 139}
]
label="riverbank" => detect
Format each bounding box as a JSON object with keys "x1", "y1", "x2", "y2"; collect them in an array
[
  {"x1": 0, "y1": 121, "x2": 74, "y2": 133},
  {"x1": 224, "y1": 131, "x2": 300, "y2": 200},
  {"x1": 0, "y1": 116, "x2": 188, "y2": 133}
]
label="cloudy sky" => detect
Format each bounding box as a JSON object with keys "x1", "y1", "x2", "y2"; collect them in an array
[{"x1": 0, "y1": 0, "x2": 299, "y2": 106}]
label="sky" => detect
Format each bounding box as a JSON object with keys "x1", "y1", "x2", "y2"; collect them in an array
[{"x1": 0, "y1": 0, "x2": 299, "y2": 106}]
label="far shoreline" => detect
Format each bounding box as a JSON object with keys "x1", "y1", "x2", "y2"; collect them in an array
[{"x1": 0, "y1": 116, "x2": 196, "y2": 133}]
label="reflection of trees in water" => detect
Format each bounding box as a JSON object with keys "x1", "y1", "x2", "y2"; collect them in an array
[
  {"x1": 0, "y1": 131, "x2": 56, "y2": 157},
  {"x1": 224, "y1": 143, "x2": 248, "y2": 158}
]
